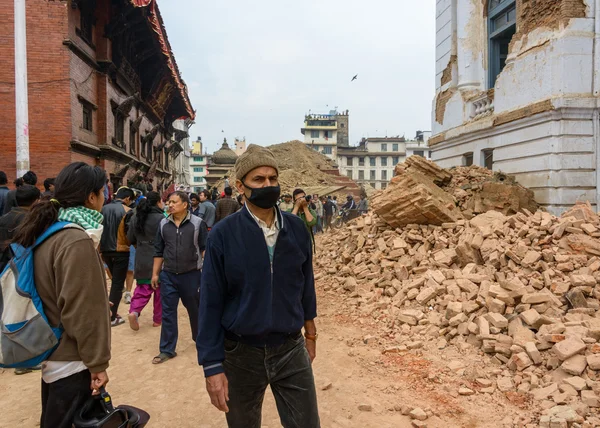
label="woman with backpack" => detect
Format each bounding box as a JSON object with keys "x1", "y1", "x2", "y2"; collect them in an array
[
  {"x1": 12, "y1": 162, "x2": 111, "y2": 428},
  {"x1": 126, "y1": 191, "x2": 165, "y2": 331}
]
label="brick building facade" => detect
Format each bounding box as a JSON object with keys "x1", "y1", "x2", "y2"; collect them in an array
[{"x1": 0, "y1": 0, "x2": 194, "y2": 191}]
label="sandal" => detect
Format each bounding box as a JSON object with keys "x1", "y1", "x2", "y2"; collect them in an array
[{"x1": 152, "y1": 352, "x2": 177, "y2": 364}]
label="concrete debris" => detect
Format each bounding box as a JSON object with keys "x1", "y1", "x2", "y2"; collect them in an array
[
  {"x1": 372, "y1": 156, "x2": 537, "y2": 228},
  {"x1": 316, "y1": 191, "x2": 600, "y2": 426}
]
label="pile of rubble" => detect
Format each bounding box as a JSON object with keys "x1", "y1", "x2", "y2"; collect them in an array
[
  {"x1": 372, "y1": 156, "x2": 538, "y2": 228},
  {"x1": 317, "y1": 199, "x2": 600, "y2": 427},
  {"x1": 213, "y1": 140, "x2": 352, "y2": 194}
]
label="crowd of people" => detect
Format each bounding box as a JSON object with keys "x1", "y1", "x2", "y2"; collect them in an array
[{"x1": 0, "y1": 144, "x2": 330, "y2": 428}]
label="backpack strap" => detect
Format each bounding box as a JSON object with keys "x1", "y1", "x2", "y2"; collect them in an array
[{"x1": 32, "y1": 222, "x2": 84, "y2": 249}]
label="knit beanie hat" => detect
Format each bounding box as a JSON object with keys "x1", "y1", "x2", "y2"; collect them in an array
[{"x1": 234, "y1": 144, "x2": 279, "y2": 181}]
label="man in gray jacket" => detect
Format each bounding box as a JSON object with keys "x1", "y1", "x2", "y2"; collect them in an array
[
  {"x1": 151, "y1": 191, "x2": 208, "y2": 364},
  {"x1": 198, "y1": 189, "x2": 216, "y2": 229}
]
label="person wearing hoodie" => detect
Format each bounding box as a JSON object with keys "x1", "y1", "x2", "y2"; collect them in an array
[
  {"x1": 12, "y1": 162, "x2": 111, "y2": 428},
  {"x1": 126, "y1": 191, "x2": 165, "y2": 330}
]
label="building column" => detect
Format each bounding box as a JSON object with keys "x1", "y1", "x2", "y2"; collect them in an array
[{"x1": 456, "y1": 0, "x2": 482, "y2": 91}]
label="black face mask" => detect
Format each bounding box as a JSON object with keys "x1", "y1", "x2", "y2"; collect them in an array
[{"x1": 243, "y1": 182, "x2": 281, "y2": 209}]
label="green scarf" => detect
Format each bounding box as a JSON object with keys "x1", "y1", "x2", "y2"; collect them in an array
[{"x1": 58, "y1": 206, "x2": 103, "y2": 230}]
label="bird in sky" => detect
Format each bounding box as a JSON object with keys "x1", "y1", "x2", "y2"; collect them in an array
[
  {"x1": 221, "y1": 130, "x2": 224, "y2": 133},
  {"x1": 351, "y1": 74, "x2": 358, "y2": 82}
]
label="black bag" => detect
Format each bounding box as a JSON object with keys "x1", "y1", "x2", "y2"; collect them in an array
[{"x1": 73, "y1": 388, "x2": 150, "y2": 428}]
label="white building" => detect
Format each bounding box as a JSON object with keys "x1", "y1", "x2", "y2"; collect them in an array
[
  {"x1": 190, "y1": 137, "x2": 209, "y2": 193},
  {"x1": 431, "y1": 0, "x2": 598, "y2": 214},
  {"x1": 234, "y1": 138, "x2": 247, "y2": 156},
  {"x1": 338, "y1": 137, "x2": 415, "y2": 190},
  {"x1": 300, "y1": 110, "x2": 350, "y2": 160}
]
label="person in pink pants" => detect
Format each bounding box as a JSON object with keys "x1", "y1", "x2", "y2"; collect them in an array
[
  {"x1": 126, "y1": 191, "x2": 165, "y2": 330},
  {"x1": 129, "y1": 280, "x2": 162, "y2": 328}
]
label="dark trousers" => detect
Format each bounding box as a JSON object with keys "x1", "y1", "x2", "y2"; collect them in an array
[
  {"x1": 224, "y1": 334, "x2": 320, "y2": 428},
  {"x1": 104, "y1": 253, "x2": 130, "y2": 320},
  {"x1": 41, "y1": 369, "x2": 91, "y2": 428},
  {"x1": 159, "y1": 270, "x2": 201, "y2": 356},
  {"x1": 323, "y1": 214, "x2": 332, "y2": 231}
]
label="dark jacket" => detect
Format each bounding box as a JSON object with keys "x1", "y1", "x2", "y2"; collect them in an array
[
  {"x1": 0, "y1": 186, "x2": 9, "y2": 215},
  {"x1": 0, "y1": 207, "x2": 28, "y2": 272},
  {"x1": 2, "y1": 189, "x2": 17, "y2": 215},
  {"x1": 323, "y1": 200, "x2": 335, "y2": 216},
  {"x1": 154, "y1": 212, "x2": 208, "y2": 274},
  {"x1": 127, "y1": 207, "x2": 164, "y2": 280},
  {"x1": 100, "y1": 200, "x2": 130, "y2": 254},
  {"x1": 215, "y1": 197, "x2": 240, "y2": 223},
  {"x1": 196, "y1": 206, "x2": 317, "y2": 377},
  {"x1": 190, "y1": 205, "x2": 201, "y2": 217}
]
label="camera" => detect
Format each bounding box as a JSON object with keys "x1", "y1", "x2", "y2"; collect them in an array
[{"x1": 305, "y1": 195, "x2": 312, "y2": 201}]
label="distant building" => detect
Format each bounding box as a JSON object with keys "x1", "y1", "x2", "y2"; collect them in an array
[
  {"x1": 300, "y1": 109, "x2": 350, "y2": 160},
  {"x1": 234, "y1": 138, "x2": 247, "y2": 156},
  {"x1": 338, "y1": 137, "x2": 414, "y2": 190},
  {"x1": 190, "y1": 137, "x2": 208, "y2": 193},
  {"x1": 407, "y1": 131, "x2": 432, "y2": 159}
]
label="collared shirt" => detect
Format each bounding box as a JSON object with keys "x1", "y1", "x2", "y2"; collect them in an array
[{"x1": 245, "y1": 204, "x2": 280, "y2": 262}]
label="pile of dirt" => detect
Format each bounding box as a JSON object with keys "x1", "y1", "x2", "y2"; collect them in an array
[
  {"x1": 316, "y1": 201, "x2": 600, "y2": 427},
  {"x1": 212, "y1": 140, "x2": 357, "y2": 196}
]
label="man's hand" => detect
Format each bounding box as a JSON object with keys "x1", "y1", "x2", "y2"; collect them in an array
[
  {"x1": 91, "y1": 371, "x2": 109, "y2": 395},
  {"x1": 305, "y1": 339, "x2": 316, "y2": 363},
  {"x1": 151, "y1": 274, "x2": 160, "y2": 289},
  {"x1": 206, "y1": 373, "x2": 229, "y2": 413}
]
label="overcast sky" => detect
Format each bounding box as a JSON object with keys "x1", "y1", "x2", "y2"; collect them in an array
[{"x1": 159, "y1": 1, "x2": 436, "y2": 154}]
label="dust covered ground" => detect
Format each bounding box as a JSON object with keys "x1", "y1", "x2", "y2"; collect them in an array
[{"x1": 0, "y1": 265, "x2": 533, "y2": 428}]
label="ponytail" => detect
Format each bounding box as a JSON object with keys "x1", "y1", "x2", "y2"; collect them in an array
[
  {"x1": 135, "y1": 191, "x2": 161, "y2": 233},
  {"x1": 13, "y1": 200, "x2": 60, "y2": 247}
]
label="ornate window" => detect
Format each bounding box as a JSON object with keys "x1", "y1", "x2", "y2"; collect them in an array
[
  {"x1": 77, "y1": 0, "x2": 96, "y2": 47},
  {"x1": 112, "y1": 109, "x2": 125, "y2": 149},
  {"x1": 129, "y1": 123, "x2": 136, "y2": 155},
  {"x1": 488, "y1": 0, "x2": 516, "y2": 88}
]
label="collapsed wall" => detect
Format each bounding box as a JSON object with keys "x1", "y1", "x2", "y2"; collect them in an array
[{"x1": 372, "y1": 156, "x2": 538, "y2": 228}]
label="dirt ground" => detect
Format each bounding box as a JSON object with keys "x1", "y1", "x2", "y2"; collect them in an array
[{"x1": 0, "y1": 276, "x2": 534, "y2": 427}]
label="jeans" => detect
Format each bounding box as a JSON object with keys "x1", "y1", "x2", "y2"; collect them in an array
[
  {"x1": 41, "y1": 369, "x2": 91, "y2": 428},
  {"x1": 130, "y1": 283, "x2": 162, "y2": 325},
  {"x1": 159, "y1": 270, "x2": 201, "y2": 356},
  {"x1": 103, "y1": 253, "x2": 130, "y2": 320},
  {"x1": 223, "y1": 333, "x2": 320, "y2": 428}
]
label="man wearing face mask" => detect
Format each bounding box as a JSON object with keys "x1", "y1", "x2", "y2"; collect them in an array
[{"x1": 197, "y1": 144, "x2": 320, "y2": 428}]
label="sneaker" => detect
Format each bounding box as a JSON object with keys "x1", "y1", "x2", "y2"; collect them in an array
[
  {"x1": 111, "y1": 316, "x2": 125, "y2": 327},
  {"x1": 124, "y1": 291, "x2": 132, "y2": 304},
  {"x1": 128, "y1": 312, "x2": 140, "y2": 331}
]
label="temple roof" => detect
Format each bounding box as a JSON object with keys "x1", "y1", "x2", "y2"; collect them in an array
[
  {"x1": 211, "y1": 139, "x2": 238, "y2": 165},
  {"x1": 131, "y1": 0, "x2": 195, "y2": 120}
]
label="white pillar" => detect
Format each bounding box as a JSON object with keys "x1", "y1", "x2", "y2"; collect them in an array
[
  {"x1": 14, "y1": 0, "x2": 30, "y2": 178},
  {"x1": 456, "y1": 0, "x2": 481, "y2": 90}
]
